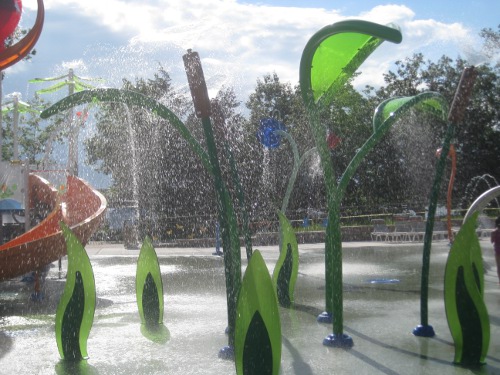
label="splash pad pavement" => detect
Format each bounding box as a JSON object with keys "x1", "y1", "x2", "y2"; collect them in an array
[{"x1": 0, "y1": 239, "x2": 499, "y2": 375}]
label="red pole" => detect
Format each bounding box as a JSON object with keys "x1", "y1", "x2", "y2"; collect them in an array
[
  {"x1": 447, "y1": 145, "x2": 456, "y2": 242},
  {"x1": 436, "y1": 144, "x2": 457, "y2": 243}
]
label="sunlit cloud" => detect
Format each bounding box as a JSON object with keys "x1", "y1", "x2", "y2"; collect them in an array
[
  {"x1": 61, "y1": 59, "x2": 88, "y2": 72},
  {"x1": 11, "y1": 0, "x2": 488, "y2": 188},
  {"x1": 18, "y1": 0, "x2": 474, "y2": 98}
]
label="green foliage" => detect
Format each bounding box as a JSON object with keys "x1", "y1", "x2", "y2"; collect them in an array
[
  {"x1": 3, "y1": 27, "x2": 37, "y2": 62},
  {"x1": 1, "y1": 95, "x2": 63, "y2": 164},
  {"x1": 83, "y1": 27, "x2": 499, "y2": 238},
  {"x1": 85, "y1": 69, "x2": 213, "y2": 237},
  {"x1": 480, "y1": 25, "x2": 500, "y2": 64},
  {"x1": 375, "y1": 42, "x2": 500, "y2": 209}
]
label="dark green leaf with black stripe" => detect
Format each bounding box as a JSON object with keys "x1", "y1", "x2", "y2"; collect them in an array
[
  {"x1": 273, "y1": 211, "x2": 299, "y2": 307},
  {"x1": 236, "y1": 250, "x2": 281, "y2": 375},
  {"x1": 56, "y1": 223, "x2": 96, "y2": 361},
  {"x1": 444, "y1": 212, "x2": 490, "y2": 365}
]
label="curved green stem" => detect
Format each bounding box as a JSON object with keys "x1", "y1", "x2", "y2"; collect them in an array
[
  {"x1": 340, "y1": 93, "x2": 449, "y2": 199},
  {"x1": 420, "y1": 123, "x2": 454, "y2": 327},
  {"x1": 201, "y1": 117, "x2": 241, "y2": 348},
  {"x1": 274, "y1": 130, "x2": 300, "y2": 214},
  {"x1": 225, "y1": 142, "x2": 252, "y2": 260},
  {"x1": 41, "y1": 88, "x2": 214, "y2": 176},
  {"x1": 338, "y1": 117, "x2": 397, "y2": 198},
  {"x1": 44, "y1": 88, "x2": 243, "y2": 347}
]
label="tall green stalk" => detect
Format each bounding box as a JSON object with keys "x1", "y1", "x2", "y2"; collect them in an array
[
  {"x1": 200, "y1": 116, "x2": 241, "y2": 349},
  {"x1": 41, "y1": 85, "x2": 243, "y2": 352},
  {"x1": 299, "y1": 20, "x2": 403, "y2": 343},
  {"x1": 415, "y1": 66, "x2": 477, "y2": 337}
]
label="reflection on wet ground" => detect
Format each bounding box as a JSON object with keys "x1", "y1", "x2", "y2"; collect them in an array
[{"x1": 0, "y1": 240, "x2": 499, "y2": 374}]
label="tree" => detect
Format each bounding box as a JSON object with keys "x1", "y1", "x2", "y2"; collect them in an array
[
  {"x1": 86, "y1": 70, "x2": 249, "y2": 239},
  {"x1": 245, "y1": 73, "x2": 301, "y2": 219},
  {"x1": 86, "y1": 27, "x2": 500, "y2": 237},
  {"x1": 373, "y1": 40, "x2": 500, "y2": 211},
  {"x1": 1, "y1": 94, "x2": 62, "y2": 165},
  {"x1": 86, "y1": 68, "x2": 196, "y2": 238},
  {"x1": 245, "y1": 72, "x2": 395, "y2": 218},
  {"x1": 1, "y1": 24, "x2": 38, "y2": 162},
  {"x1": 480, "y1": 25, "x2": 500, "y2": 66}
]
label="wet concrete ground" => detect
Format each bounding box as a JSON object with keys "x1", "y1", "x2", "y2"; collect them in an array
[{"x1": 0, "y1": 239, "x2": 499, "y2": 374}]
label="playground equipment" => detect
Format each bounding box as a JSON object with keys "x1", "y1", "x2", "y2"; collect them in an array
[
  {"x1": 136, "y1": 236, "x2": 169, "y2": 343},
  {"x1": 436, "y1": 144, "x2": 457, "y2": 243},
  {"x1": 55, "y1": 222, "x2": 96, "y2": 361},
  {"x1": 37, "y1": 18, "x2": 493, "y2": 371},
  {"x1": 414, "y1": 65, "x2": 478, "y2": 338},
  {"x1": 41, "y1": 55, "x2": 248, "y2": 359},
  {"x1": 272, "y1": 211, "x2": 298, "y2": 308},
  {"x1": 298, "y1": 19, "x2": 481, "y2": 349},
  {"x1": 464, "y1": 186, "x2": 500, "y2": 222},
  {"x1": 0, "y1": 0, "x2": 107, "y2": 292},
  {"x1": 0, "y1": 0, "x2": 44, "y2": 70},
  {"x1": 0, "y1": 0, "x2": 22, "y2": 52},
  {"x1": 299, "y1": 19, "x2": 404, "y2": 346},
  {"x1": 1, "y1": 93, "x2": 39, "y2": 161},
  {"x1": 444, "y1": 212, "x2": 490, "y2": 366},
  {"x1": 56, "y1": 227, "x2": 169, "y2": 371},
  {"x1": 0, "y1": 175, "x2": 106, "y2": 282},
  {"x1": 30, "y1": 69, "x2": 101, "y2": 175},
  {"x1": 235, "y1": 250, "x2": 281, "y2": 375}
]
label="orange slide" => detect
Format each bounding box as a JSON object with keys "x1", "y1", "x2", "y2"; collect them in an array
[{"x1": 0, "y1": 174, "x2": 107, "y2": 281}]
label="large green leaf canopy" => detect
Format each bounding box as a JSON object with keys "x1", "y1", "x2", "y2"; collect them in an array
[{"x1": 300, "y1": 20, "x2": 403, "y2": 106}]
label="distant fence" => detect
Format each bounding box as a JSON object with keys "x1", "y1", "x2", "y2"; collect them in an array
[{"x1": 91, "y1": 204, "x2": 499, "y2": 243}]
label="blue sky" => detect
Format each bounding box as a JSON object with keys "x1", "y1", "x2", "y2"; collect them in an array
[
  {"x1": 2, "y1": 0, "x2": 499, "y2": 187},
  {"x1": 260, "y1": 0, "x2": 498, "y2": 28}
]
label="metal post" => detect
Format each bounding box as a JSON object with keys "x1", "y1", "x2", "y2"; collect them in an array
[
  {"x1": 12, "y1": 95, "x2": 19, "y2": 161},
  {"x1": 0, "y1": 71, "x2": 3, "y2": 161},
  {"x1": 66, "y1": 69, "x2": 78, "y2": 176},
  {"x1": 23, "y1": 159, "x2": 30, "y2": 233}
]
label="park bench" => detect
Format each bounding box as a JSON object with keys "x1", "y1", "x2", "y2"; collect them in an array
[
  {"x1": 477, "y1": 215, "x2": 496, "y2": 238},
  {"x1": 432, "y1": 221, "x2": 448, "y2": 241},
  {"x1": 389, "y1": 221, "x2": 412, "y2": 242},
  {"x1": 370, "y1": 219, "x2": 390, "y2": 241}
]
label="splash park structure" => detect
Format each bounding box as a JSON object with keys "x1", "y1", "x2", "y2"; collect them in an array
[
  {"x1": 1, "y1": 5, "x2": 499, "y2": 374},
  {"x1": 0, "y1": 0, "x2": 106, "y2": 291},
  {"x1": 0, "y1": 174, "x2": 106, "y2": 282}
]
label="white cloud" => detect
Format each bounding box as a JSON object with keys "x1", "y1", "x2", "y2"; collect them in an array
[
  {"x1": 18, "y1": 0, "x2": 474, "y2": 101},
  {"x1": 60, "y1": 59, "x2": 88, "y2": 72},
  {"x1": 10, "y1": 0, "x2": 485, "y2": 188},
  {"x1": 359, "y1": 4, "x2": 416, "y2": 24}
]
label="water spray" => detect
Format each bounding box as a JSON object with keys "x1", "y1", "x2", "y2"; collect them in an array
[
  {"x1": 415, "y1": 65, "x2": 478, "y2": 338},
  {"x1": 183, "y1": 49, "x2": 242, "y2": 358}
]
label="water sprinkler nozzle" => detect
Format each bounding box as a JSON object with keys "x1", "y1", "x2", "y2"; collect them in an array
[
  {"x1": 182, "y1": 49, "x2": 211, "y2": 118},
  {"x1": 448, "y1": 66, "x2": 478, "y2": 124}
]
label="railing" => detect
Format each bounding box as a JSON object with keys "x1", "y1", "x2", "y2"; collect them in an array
[{"x1": 90, "y1": 205, "x2": 500, "y2": 243}]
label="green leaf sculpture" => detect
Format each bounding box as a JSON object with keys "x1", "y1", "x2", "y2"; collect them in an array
[
  {"x1": 41, "y1": 83, "x2": 242, "y2": 354},
  {"x1": 235, "y1": 250, "x2": 281, "y2": 375},
  {"x1": 300, "y1": 20, "x2": 402, "y2": 107},
  {"x1": 55, "y1": 222, "x2": 96, "y2": 361},
  {"x1": 369, "y1": 94, "x2": 451, "y2": 339},
  {"x1": 299, "y1": 20, "x2": 403, "y2": 340},
  {"x1": 136, "y1": 236, "x2": 169, "y2": 343},
  {"x1": 444, "y1": 212, "x2": 490, "y2": 365},
  {"x1": 272, "y1": 211, "x2": 299, "y2": 308}
]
